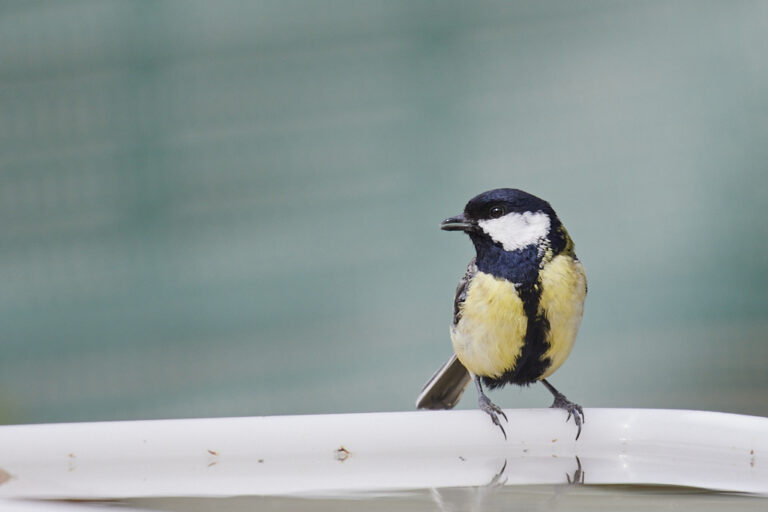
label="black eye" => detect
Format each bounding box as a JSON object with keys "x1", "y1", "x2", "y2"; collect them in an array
[{"x1": 489, "y1": 205, "x2": 504, "y2": 218}]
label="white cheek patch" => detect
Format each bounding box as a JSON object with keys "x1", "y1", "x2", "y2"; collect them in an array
[{"x1": 478, "y1": 211, "x2": 551, "y2": 252}]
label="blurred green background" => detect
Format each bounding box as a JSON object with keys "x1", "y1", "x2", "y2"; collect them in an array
[{"x1": 1, "y1": 0, "x2": 767, "y2": 425}]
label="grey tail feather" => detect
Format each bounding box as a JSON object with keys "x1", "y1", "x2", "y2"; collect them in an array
[{"x1": 415, "y1": 354, "x2": 471, "y2": 410}]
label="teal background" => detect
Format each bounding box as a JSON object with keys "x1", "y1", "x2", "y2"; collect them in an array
[{"x1": 1, "y1": 1, "x2": 767, "y2": 425}]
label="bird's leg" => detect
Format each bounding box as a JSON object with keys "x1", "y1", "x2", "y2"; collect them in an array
[
  {"x1": 474, "y1": 376, "x2": 508, "y2": 439},
  {"x1": 541, "y1": 379, "x2": 584, "y2": 440}
]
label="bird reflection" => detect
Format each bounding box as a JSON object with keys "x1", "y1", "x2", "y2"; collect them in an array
[
  {"x1": 566, "y1": 456, "x2": 584, "y2": 485},
  {"x1": 429, "y1": 456, "x2": 585, "y2": 512},
  {"x1": 489, "y1": 459, "x2": 508, "y2": 487}
]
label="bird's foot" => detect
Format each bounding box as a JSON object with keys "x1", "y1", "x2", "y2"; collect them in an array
[
  {"x1": 478, "y1": 393, "x2": 508, "y2": 439},
  {"x1": 549, "y1": 392, "x2": 584, "y2": 440}
]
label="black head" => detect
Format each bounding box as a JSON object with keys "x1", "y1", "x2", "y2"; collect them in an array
[
  {"x1": 441, "y1": 189, "x2": 569, "y2": 282},
  {"x1": 441, "y1": 188, "x2": 559, "y2": 240},
  {"x1": 465, "y1": 188, "x2": 556, "y2": 224}
]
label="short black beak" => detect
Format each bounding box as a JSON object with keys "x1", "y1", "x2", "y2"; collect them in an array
[{"x1": 440, "y1": 213, "x2": 474, "y2": 232}]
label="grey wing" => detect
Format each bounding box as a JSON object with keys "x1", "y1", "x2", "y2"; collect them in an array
[
  {"x1": 415, "y1": 259, "x2": 476, "y2": 410},
  {"x1": 453, "y1": 258, "x2": 477, "y2": 326}
]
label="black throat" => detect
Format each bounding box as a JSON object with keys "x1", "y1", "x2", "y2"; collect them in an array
[{"x1": 469, "y1": 234, "x2": 542, "y2": 286}]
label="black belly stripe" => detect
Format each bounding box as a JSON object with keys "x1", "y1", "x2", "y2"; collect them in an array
[{"x1": 482, "y1": 280, "x2": 552, "y2": 389}]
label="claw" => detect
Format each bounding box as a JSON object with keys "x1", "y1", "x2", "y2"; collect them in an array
[
  {"x1": 475, "y1": 376, "x2": 508, "y2": 439},
  {"x1": 493, "y1": 416, "x2": 507, "y2": 440},
  {"x1": 561, "y1": 402, "x2": 584, "y2": 440},
  {"x1": 479, "y1": 394, "x2": 508, "y2": 439},
  {"x1": 541, "y1": 379, "x2": 585, "y2": 440},
  {"x1": 552, "y1": 394, "x2": 584, "y2": 440}
]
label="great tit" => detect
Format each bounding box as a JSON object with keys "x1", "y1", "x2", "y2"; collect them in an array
[{"x1": 416, "y1": 188, "x2": 587, "y2": 439}]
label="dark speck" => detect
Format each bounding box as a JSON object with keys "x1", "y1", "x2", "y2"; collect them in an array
[{"x1": 335, "y1": 446, "x2": 351, "y2": 462}]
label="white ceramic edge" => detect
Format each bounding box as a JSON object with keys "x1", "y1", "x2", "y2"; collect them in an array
[{"x1": 0, "y1": 408, "x2": 765, "y2": 498}]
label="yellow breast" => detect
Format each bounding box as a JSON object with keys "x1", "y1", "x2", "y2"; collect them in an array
[
  {"x1": 450, "y1": 255, "x2": 587, "y2": 381},
  {"x1": 450, "y1": 272, "x2": 527, "y2": 378},
  {"x1": 537, "y1": 255, "x2": 587, "y2": 378}
]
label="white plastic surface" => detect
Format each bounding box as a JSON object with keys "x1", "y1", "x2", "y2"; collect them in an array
[
  {"x1": 0, "y1": 408, "x2": 765, "y2": 499},
  {"x1": 0, "y1": 501, "x2": 148, "y2": 512}
]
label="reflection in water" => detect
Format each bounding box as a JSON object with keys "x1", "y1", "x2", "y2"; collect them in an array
[
  {"x1": 489, "y1": 460, "x2": 508, "y2": 487},
  {"x1": 136, "y1": 486, "x2": 766, "y2": 512},
  {"x1": 567, "y1": 456, "x2": 585, "y2": 485},
  {"x1": 430, "y1": 479, "x2": 505, "y2": 512},
  {"x1": 124, "y1": 450, "x2": 765, "y2": 512},
  {"x1": 429, "y1": 456, "x2": 586, "y2": 512},
  {"x1": 430, "y1": 459, "x2": 510, "y2": 512}
]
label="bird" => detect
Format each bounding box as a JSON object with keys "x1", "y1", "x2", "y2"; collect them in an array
[{"x1": 416, "y1": 188, "x2": 587, "y2": 439}]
